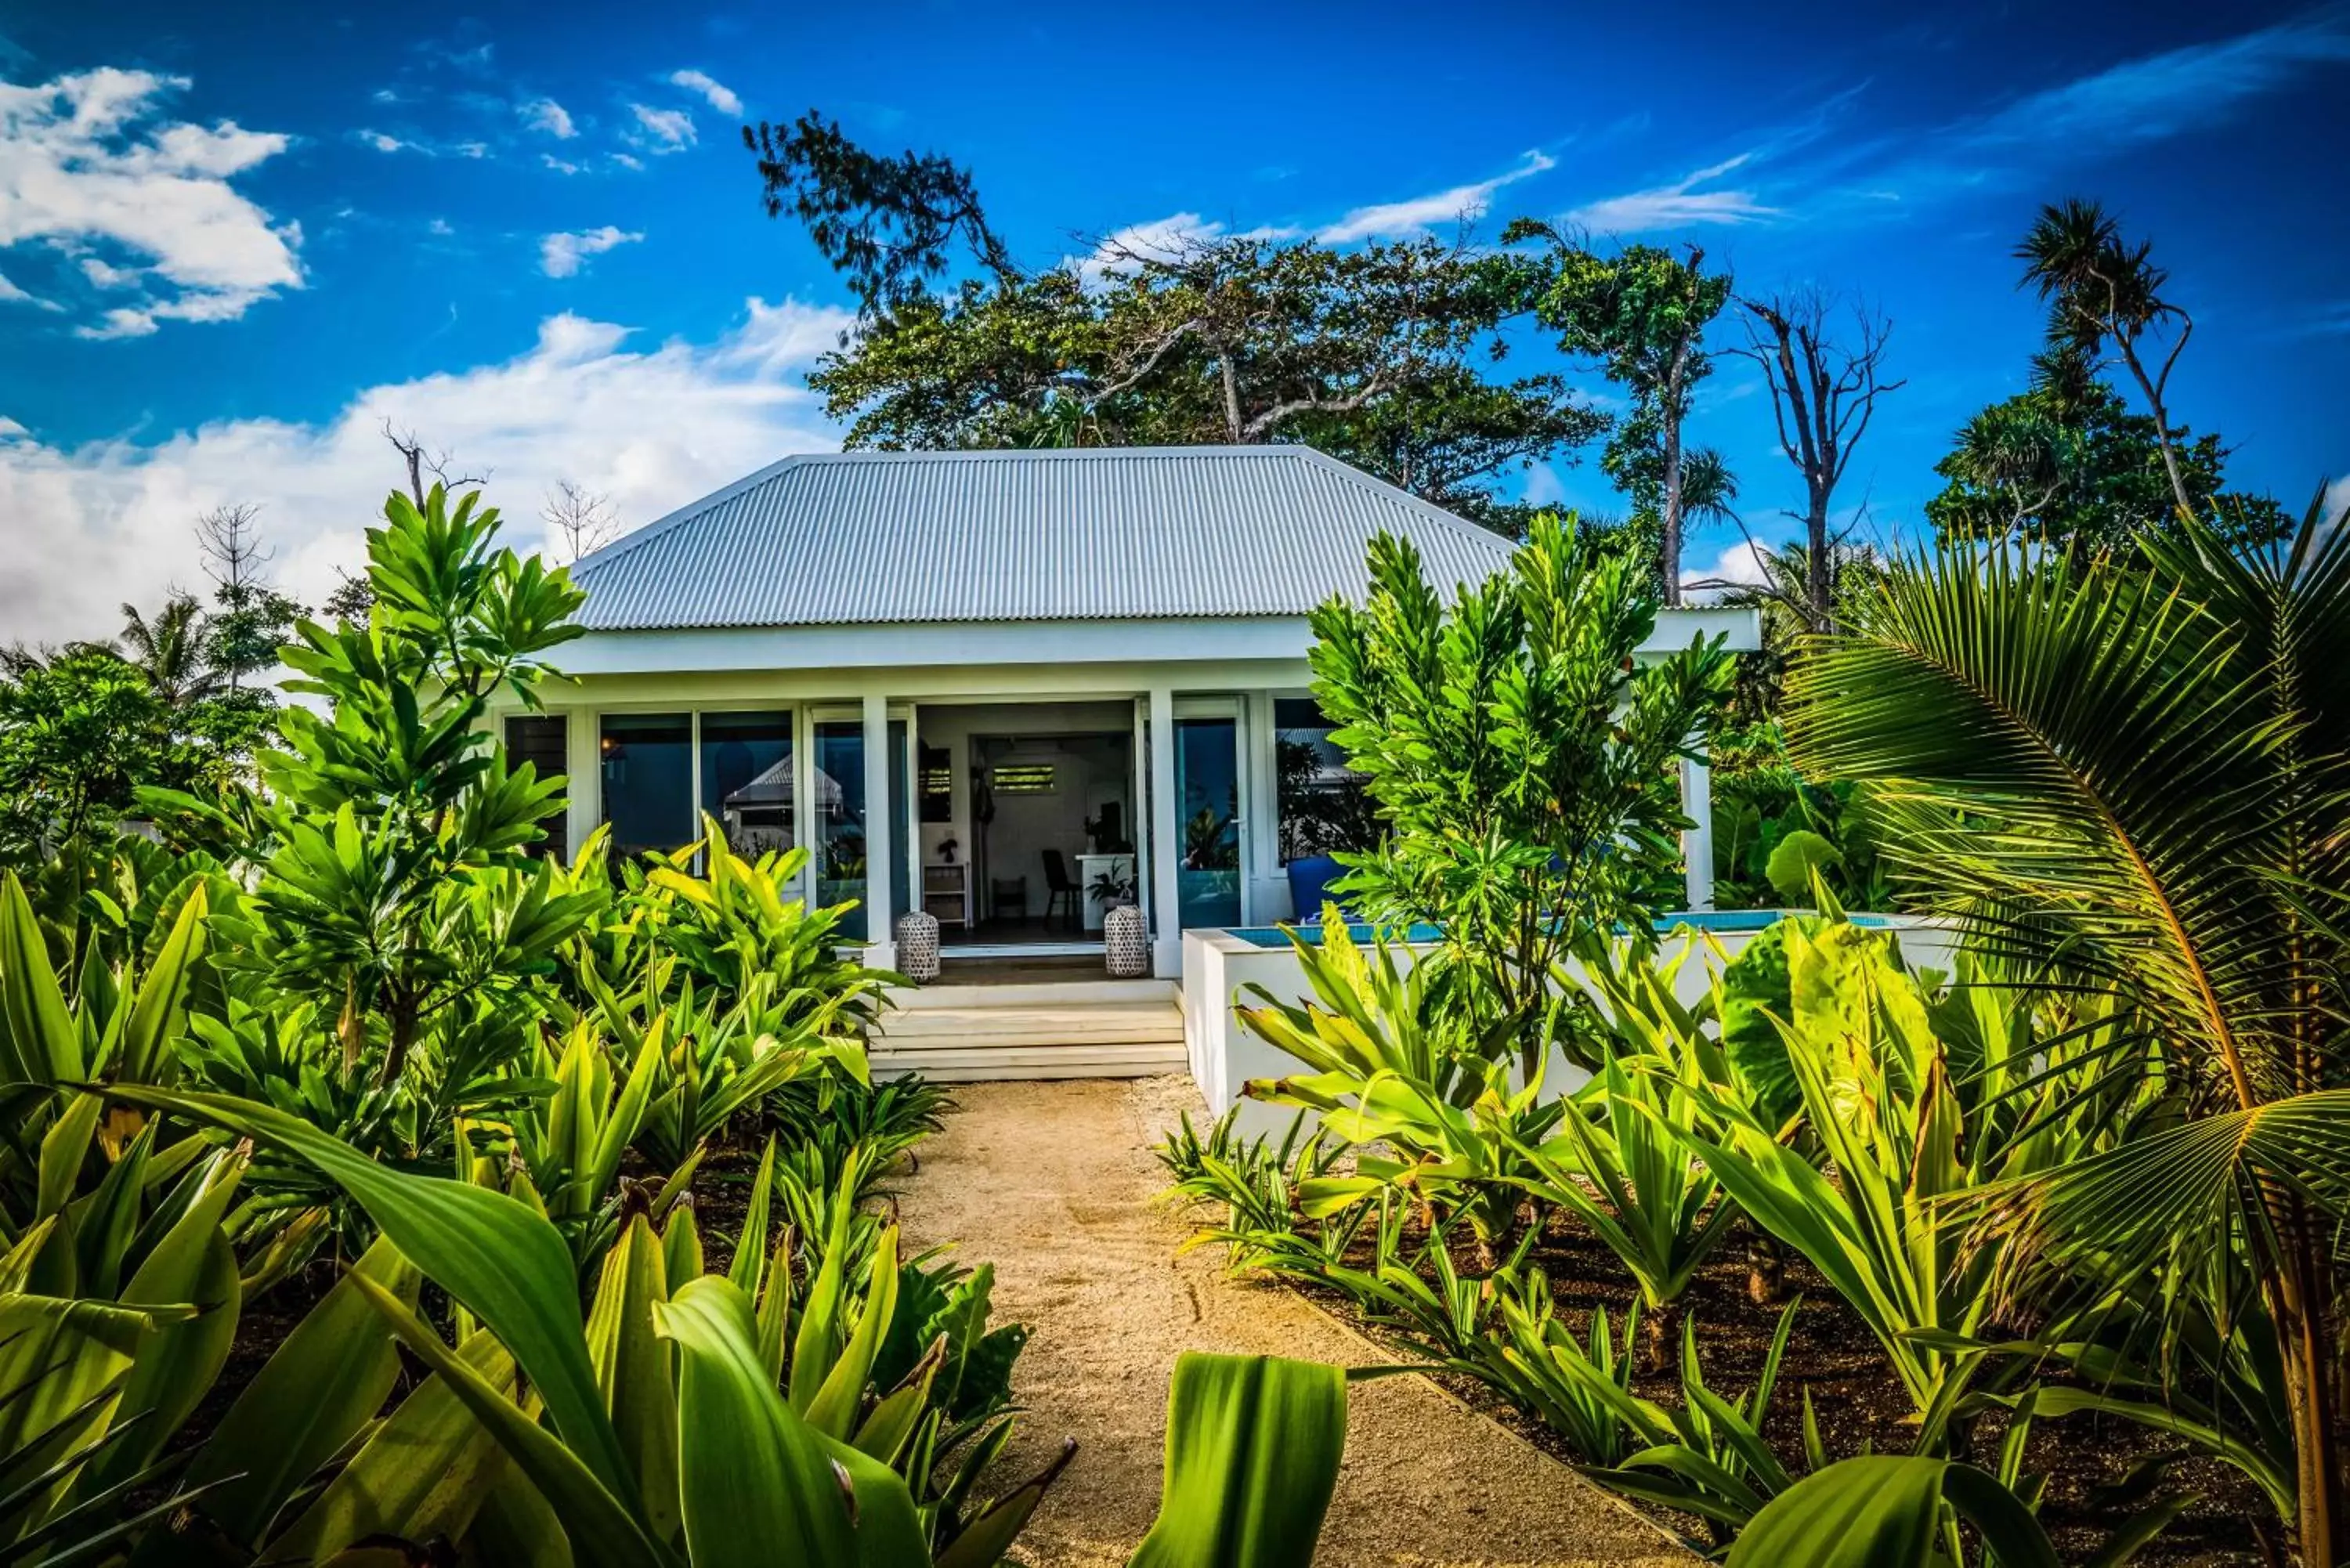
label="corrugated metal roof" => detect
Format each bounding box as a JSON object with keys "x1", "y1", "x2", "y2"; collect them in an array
[{"x1": 571, "y1": 446, "x2": 1517, "y2": 632}]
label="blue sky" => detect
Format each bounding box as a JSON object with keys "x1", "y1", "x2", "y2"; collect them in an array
[{"x1": 2, "y1": 0, "x2": 2345, "y2": 640}]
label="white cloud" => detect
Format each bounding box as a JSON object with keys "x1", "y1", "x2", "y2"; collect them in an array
[
  {"x1": 612, "y1": 152, "x2": 645, "y2": 172},
  {"x1": 1567, "y1": 153, "x2": 1779, "y2": 233},
  {"x1": 426, "y1": 216, "x2": 454, "y2": 237},
  {"x1": 0, "y1": 67, "x2": 301, "y2": 336},
  {"x1": 628, "y1": 103, "x2": 696, "y2": 152},
  {"x1": 2323, "y1": 473, "x2": 2350, "y2": 523},
  {"x1": 0, "y1": 298, "x2": 854, "y2": 644},
  {"x1": 1317, "y1": 150, "x2": 1555, "y2": 243},
  {"x1": 667, "y1": 70, "x2": 740, "y2": 117},
  {"x1": 0, "y1": 269, "x2": 36, "y2": 304},
  {"x1": 358, "y1": 129, "x2": 410, "y2": 154},
  {"x1": 540, "y1": 225, "x2": 643, "y2": 278},
  {"x1": 1679, "y1": 539, "x2": 1775, "y2": 602},
  {"x1": 522, "y1": 96, "x2": 576, "y2": 139},
  {"x1": 541, "y1": 152, "x2": 584, "y2": 175},
  {"x1": 1071, "y1": 212, "x2": 1225, "y2": 287}
]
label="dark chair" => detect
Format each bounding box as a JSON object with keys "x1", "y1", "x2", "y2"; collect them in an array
[
  {"x1": 1285, "y1": 854, "x2": 1350, "y2": 924},
  {"x1": 1042, "y1": 849, "x2": 1080, "y2": 930},
  {"x1": 990, "y1": 876, "x2": 1028, "y2": 922}
]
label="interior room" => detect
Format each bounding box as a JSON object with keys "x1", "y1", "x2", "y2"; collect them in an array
[{"x1": 914, "y1": 702, "x2": 1137, "y2": 948}]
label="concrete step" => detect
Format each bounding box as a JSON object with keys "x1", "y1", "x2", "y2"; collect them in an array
[
  {"x1": 870, "y1": 1041, "x2": 1189, "y2": 1082},
  {"x1": 893, "y1": 978, "x2": 1177, "y2": 1010},
  {"x1": 877, "y1": 1058, "x2": 1188, "y2": 1084},
  {"x1": 877, "y1": 1003, "x2": 1184, "y2": 1047}
]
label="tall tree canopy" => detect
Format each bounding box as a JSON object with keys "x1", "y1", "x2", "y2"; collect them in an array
[
  {"x1": 751, "y1": 117, "x2": 1607, "y2": 529},
  {"x1": 1927, "y1": 343, "x2": 2283, "y2": 551},
  {"x1": 1932, "y1": 199, "x2": 2283, "y2": 553},
  {"x1": 1502, "y1": 222, "x2": 1734, "y2": 600}
]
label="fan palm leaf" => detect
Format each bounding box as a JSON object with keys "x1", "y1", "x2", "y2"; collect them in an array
[{"x1": 1780, "y1": 490, "x2": 2350, "y2": 1562}]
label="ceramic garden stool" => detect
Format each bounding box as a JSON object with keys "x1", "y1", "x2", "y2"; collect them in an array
[
  {"x1": 894, "y1": 911, "x2": 942, "y2": 983},
  {"x1": 1103, "y1": 904, "x2": 1149, "y2": 977}
]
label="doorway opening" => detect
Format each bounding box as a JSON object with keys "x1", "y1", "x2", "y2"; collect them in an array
[{"x1": 913, "y1": 703, "x2": 1138, "y2": 952}]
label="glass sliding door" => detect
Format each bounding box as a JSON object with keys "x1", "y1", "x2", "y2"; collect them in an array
[
  {"x1": 699, "y1": 710, "x2": 794, "y2": 858},
  {"x1": 599, "y1": 713, "x2": 693, "y2": 858},
  {"x1": 1174, "y1": 714, "x2": 1242, "y2": 928},
  {"x1": 811, "y1": 716, "x2": 910, "y2": 943}
]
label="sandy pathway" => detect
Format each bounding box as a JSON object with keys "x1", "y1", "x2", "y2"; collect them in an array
[{"x1": 893, "y1": 1075, "x2": 1690, "y2": 1568}]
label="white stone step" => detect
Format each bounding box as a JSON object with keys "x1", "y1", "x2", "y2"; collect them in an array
[
  {"x1": 870, "y1": 1042, "x2": 1189, "y2": 1082},
  {"x1": 877, "y1": 1003, "x2": 1184, "y2": 1047},
  {"x1": 892, "y1": 978, "x2": 1177, "y2": 1010}
]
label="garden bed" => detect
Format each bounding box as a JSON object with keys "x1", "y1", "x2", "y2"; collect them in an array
[{"x1": 1282, "y1": 1207, "x2": 2272, "y2": 1566}]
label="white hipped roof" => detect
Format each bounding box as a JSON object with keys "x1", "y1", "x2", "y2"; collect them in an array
[{"x1": 570, "y1": 446, "x2": 1519, "y2": 632}]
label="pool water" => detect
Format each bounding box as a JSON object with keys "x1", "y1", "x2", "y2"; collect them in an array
[{"x1": 1220, "y1": 908, "x2": 1885, "y2": 948}]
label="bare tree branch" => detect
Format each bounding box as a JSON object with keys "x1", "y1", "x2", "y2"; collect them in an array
[{"x1": 1732, "y1": 287, "x2": 1904, "y2": 630}]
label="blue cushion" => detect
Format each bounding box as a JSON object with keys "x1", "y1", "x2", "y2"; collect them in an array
[{"x1": 1284, "y1": 855, "x2": 1349, "y2": 923}]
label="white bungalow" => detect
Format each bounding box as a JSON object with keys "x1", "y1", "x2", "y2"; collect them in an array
[{"x1": 496, "y1": 446, "x2": 1758, "y2": 1075}]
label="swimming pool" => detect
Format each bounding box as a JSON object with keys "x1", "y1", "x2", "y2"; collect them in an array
[{"x1": 1219, "y1": 908, "x2": 1885, "y2": 948}]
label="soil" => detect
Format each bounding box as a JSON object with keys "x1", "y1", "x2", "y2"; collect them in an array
[
  {"x1": 891, "y1": 1075, "x2": 1694, "y2": 1568},
  {"x1": 1299, "y1": 1183, "x2": 2276, "y2": 1567}
]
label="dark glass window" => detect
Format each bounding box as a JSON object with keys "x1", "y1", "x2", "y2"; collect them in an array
[
  {"x1": 599, "y1": 713, "x2": 692, "y2": 858},
  {"x1": 504, "y1": 714, "x2": 569, "y2": 860},
  {"x1": 1272, "y1": 696, "x2": 1376, "y2": 864},
  {"x1": 699, "y1": 710, "x2": 794, "y2": 858}
]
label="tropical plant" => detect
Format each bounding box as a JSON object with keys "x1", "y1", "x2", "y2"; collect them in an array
[
  {"x1": 1724, "y1": 1452, "x2": 2184, "y2": 1568},
  {"x1": 1235, "y1": 914, "x2": 1556, "y2": 1266},
  {"x1": 107, "y1": 1084, "x2": 1353, "y2": 1568},
  {"x1": 1668, "y1": 919, "x2": 2012, "y2": 1436},
  {"x1": 1307, "y1": 512, "x2": 1733, "y2": 1071},
  {"x1": 1156, "y1": 1107, "x2": 1350, "y2": 1276},
  {"x1": 1507, "y1": 1046, "x2": 1738, "y2": 1367},
  {"x1": 1781, "y1": 493, "x2": 2350, "y2": 1560}
]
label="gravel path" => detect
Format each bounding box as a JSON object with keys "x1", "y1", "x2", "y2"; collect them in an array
[{"x1": 893, "y1": 1075, "x2": 1690, "y2": 1568}]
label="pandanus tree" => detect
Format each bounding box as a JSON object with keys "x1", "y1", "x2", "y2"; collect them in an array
[{"x1": 1781, "y1": 491, "x2": 2350, "y2": 1563}]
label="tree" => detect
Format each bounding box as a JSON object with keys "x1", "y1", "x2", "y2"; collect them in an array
[
  {"x1": 544, "y1": 479, "x2": 619, "y2": 562},
  {"x1": 1926, "y1": 342, "x2": 2285, "y2": 552},
  {"x1": 1783, "y1": 493, "x2": 2350, "y2": 1563},
  {"x1": 1308, "y1": 512, "x2": 1734, "y2": 1069},
  {"x1": 0, "y1": 646, "x2": 167, "y2": 862},
  {"x1": 745, "y1": 109, "x2": 1015, "y2": 320},
  {"x1": 2018, "y1": 197, "x2": 2195, "y2": 515},
  {"x1": 808, "y1": 234, "x2": 1607, "y2": 525},
  {"x1": 1731, "y1": 292, "x2": 1902, "y2": 630},
  {"x1": 146, "y1": 483, "x2": 594, "y2": 1090},
  {"x1": 110, "y1": 594, "x2": 221, "y2": 707},
  {"x1": 1503, "y1": 222, "x2": 1733, "y2": 602},
  {"x1": 755, "y1": 115, "x2": 1607, "y2": 527},
  {"x1": 196, "y1": 501, "x2": 305, "y2": 688}
]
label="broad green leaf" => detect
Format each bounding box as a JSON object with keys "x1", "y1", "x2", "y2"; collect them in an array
[
  {"x1": 587, "y1": 1213, "x2": 681, "y2": 1544},
  {"x1": 0, "y1": 872, "x2": 82, "y2": 1086},
  {"x1": 181, "y1": 1234, "x2": 417, "y2": 1548},
  {"x1": 805, "y1": 1227, "x2": 898, "y2": 1441},
  {"x1": 38, "y1": 1093, "x2": 103, "y2": 1223},
  {"x1": 265, "y1": 1327, "x2": 518, "y2": 1563},
  {"x1": 109, "y1": 1085, "x2": 638, "y2": 1508},
  {"x1": 118, "y1": 883, "x2": 208, "y2": 1085},
  {"x1": 1726, "y1": 1455, "x2": 2062, "y2": 1568},
  {"x1": 1126, "y1": 1353, "x2": 1347, "y2": 1568},
  {"x1": 656, "y1": 1276, "x2": 930, "y2": 1568},
  {"x1": 80, "y1": 1151, "x2": 247, "y2": 1494},
  {"x1": 346, "y1": 1273, "x2": 670, "y2": 1568}
]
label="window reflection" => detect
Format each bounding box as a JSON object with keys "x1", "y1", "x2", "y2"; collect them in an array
[{"x1": 699, "y1": 710, "x2": 794, "y2": 859}]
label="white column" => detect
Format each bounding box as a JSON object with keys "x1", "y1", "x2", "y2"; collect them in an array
[
  {"x1": 862, "y1": 691, "x2": 895, "y2": 966},
  {"x1": 563, "y1": 707, "x2": 598, "y2": 862},
  {"x1": 1680, "y1": 753, "x2": 1715, "y2": 912},
  {"x1": 1148, "y1": 686, "x2": 1181, "y2": 976}
]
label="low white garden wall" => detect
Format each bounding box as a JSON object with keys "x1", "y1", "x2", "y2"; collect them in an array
[{"x1": 1181, "y1": 912, "x2": 1959, "y2": 1138}]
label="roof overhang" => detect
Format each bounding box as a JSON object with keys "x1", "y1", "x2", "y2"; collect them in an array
[{"x1": 556, "y1": 606, "x2": 1760, "y2": 680}]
